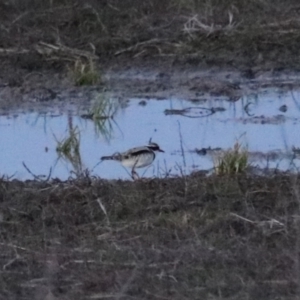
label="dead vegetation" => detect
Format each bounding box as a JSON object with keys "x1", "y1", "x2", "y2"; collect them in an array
[
  {"x1": 0, "y1": 173, "x2": 299, "y2": 299},
  {"x1": 68, "y1": 58, "x2": 100, "y2": 86},
  {"x1": 0, "y1": 0, "x2": 300, "y2": 72},
  {"x1": 214, "y1": 141, "x2": 249, "y2": 175}
]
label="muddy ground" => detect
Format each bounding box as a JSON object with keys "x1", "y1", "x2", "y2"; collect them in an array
[
  {"x1": 0, "y1": 0, "x2": 300, "y2": 109},
  {"x1": 1, "y1": 0, "x2": 300, "y2": 299},
  {"x1": 1, "y1": 173, "x2": 300, "y2": 300}
]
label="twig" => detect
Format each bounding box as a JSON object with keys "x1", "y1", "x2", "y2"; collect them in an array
[
  {"x1": 96, "y1": 198, "x2": 110, "y2": 226},
  {"x1": 91, "y1": 160, "x2": 103, "y2": 172},
  {"x1": 0, "y1": 47, "x2": 30, "y2": 55},
  {"x1": 183, "y1": 12, "x2": 238, "y2": 38},
  {"x1": 230, "y1": 213, "x2": 255, "y2": 223},
  {"x1": 11, "y1": 11, "x2": 31, "y2": 24},
  {"x1": 22, "y1": 162, "x2": 42, "y2": 181},
  {"x1": 0, "y1": 242, "x2": 31, "y2": 252},
  {"x1": 114, "y1": 38, "x2": 167, "y2": 56},
  {"x1": 230, "y1": 213, "x2": 284, "y2": 229},
  {"x1": 71, "y1": 260, "x2": 176, "y2": 269},
  {"x1": 22, "y1": 162, "x2": 52, "y2": 182},
  {"x1": 36, "y1": 41, "x2": 99, "y2": 61},
  {"x1": 3, "y1": 255, "x2": 21, "y2": 270},
  {"x1": 177, "y1": 121, "x2": 186, "y2": 169},
  {"x1": 116, "y1": 267, "x2": 138, "y2": 300}
]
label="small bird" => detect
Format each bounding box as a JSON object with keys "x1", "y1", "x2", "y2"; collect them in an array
[{"x1": 101, "y1": 141, "x2": 164, "y2": 179}]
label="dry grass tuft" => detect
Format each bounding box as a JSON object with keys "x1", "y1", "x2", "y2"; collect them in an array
[
  {"x1": 69, "y1": 58, "x2": 100, "y2": 86},
  {"x1": 214, "y1": 141, "x2": 248, "y2": 175}
]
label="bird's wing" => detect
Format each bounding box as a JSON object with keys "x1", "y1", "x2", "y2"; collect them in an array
[{"x1": 122, "y1": 146, "x2": 149, "y2": 156}]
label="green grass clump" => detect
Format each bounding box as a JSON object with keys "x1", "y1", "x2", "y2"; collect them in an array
[
  {"x1": 70, "y1": 59, "x2": 100, "y2": 86},
  {"x1": 214, "y1": 141, "x2": 248, "y2": 175}
]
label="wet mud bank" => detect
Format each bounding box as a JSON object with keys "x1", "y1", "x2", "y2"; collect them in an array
[{"x1": 1, "y1": 63, "x2": 300, "y2": 109}]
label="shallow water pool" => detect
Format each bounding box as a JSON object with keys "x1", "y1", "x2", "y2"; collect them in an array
[{"x1": 0, "y1": 87, "x2": 300, "y2": 180}]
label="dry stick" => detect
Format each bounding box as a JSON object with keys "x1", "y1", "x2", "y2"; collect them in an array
[
  {"x1": 183, "y1": 11, "x2": 237, "y2": 37},
  {"x1": 162, "y1": 158, "x2": 172, "y2": 178},
  {"x1": 3, "y1": 255, "x2": 21, "y2": 270},
  {"x1": 177, "y1": 120, "x2": 189, "y2": 198},
  {"x1": 291, "y1": 89, "x2": 300, "y2": 111},
  {"x1": 96, "y1": 198, "x2": 110, "y2": 227},
  {"x1": 72, "y1": 260, "x2": 176, "y2": 270},
  {"x1": 231, "y1": 213, "x2": 284, "y2": 233},
  {"x1": 36, "y1": 41, "x2": 99, "y2": 61},
  {"x1": 22, "y1": 162, "x2": 52, "y2": 182},
  {"x1": 0, "y1": 242, "x2": 31, "y2": 252},
  {"x1": 91, "y1": 160, "x2": 103, "y2": 172},
  {"x1": 260, "y1": 18, "x2": 300, "y2": 28},
  {"x1": 133, "y1": 49, "x2": 147, "y2": 58},
  {"x1": 115, "y1": 267, "x2": 138, "y2": 300},
  {"x1": 84, "y1": 4, "x2": 107, "y2": 33},
  {"x1": 177, "y1": 121, "x2": 186, "y2": 169},
  {"x1": 140, "y1": 164, "x2": 154, "y2": 179},
  {"x1": 292, "y1": 175, "x2": 300, "y2": 299},
  {"x1": 89, "y1": 294, "x2": 118, "y2": 299},
  {"x1": 3, "y1": 247, "x2": 21, "y2": 271},
  {"x1": 0, "y1": 48, "x2": 30, "y2": 55},
  {"x1": 11, "y1": 10, "x2": 31, "y2": 24},
  {"x1": 114, "y1": 38, "x2": 166, "y2": 56},
  {"x1": 230, "y1": 213, "x2": 255, "y2": 224}
]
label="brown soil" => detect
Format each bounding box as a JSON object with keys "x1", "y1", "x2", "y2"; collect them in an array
[
  {"x1": 0, "y1": 0, "x2": 300, "y2": 110},
  {"x1": 0, "y1": 173, "x2": 299, "y2": 300}
]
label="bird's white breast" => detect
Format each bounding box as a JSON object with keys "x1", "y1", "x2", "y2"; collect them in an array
[{"x1": 121, "y1": 152, "x2": 155, "y2": 168}]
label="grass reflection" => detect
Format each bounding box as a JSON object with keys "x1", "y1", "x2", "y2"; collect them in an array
[{"x1": 81, "y1": 93, "x2": 120, "y2": 141}]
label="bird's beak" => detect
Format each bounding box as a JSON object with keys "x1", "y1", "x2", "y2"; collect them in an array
[{"x1": 159, "y1": 149, "x2": 165, "y2": 152}]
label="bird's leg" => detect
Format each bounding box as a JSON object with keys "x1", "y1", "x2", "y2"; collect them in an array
[
  {"x1": 131, "y1": 168, "x2": 140, "y2": 180},
  {"x1": 131, "y1": 160, "x2": 140, "y2": 180}
]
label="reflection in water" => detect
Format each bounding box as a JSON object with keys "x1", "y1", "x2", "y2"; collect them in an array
[
  {"x1": 0, "y1": 88, "x2": 300, "y2": 180},
  {"x1": 81, "y1": 93, "x2": 120, "y2": 141},
  {"x1": 56, "y1": 125, "x2": 83, "y2": 177}
]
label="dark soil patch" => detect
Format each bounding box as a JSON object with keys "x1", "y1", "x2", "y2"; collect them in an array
[
  {"x1": 0, "y1": 173, "x2": 299, "y2": 299},
  {"x1": 0, "y1": 0, "x2": 300, "y2": 89},
  {"x1": 0, "y1": 0, "x2": 299, "y2": 109}
]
